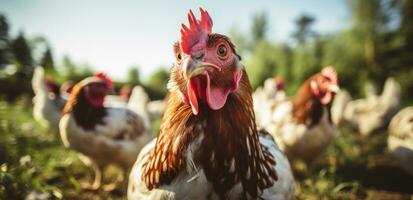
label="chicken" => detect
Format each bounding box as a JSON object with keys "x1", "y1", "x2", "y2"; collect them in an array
[
  {"x1": 253, "y1": 76, "x2": 286, "y2": 127},
  {"x1": 343, "y1": 77, "x2": 401, "y2": 135},
  {"x1": 387, "y1": 106, "x2": 413, "y2": 176},
  {"x1": 32, "y1": 67, "x2": 66, "y2": 130},
  {"x1": 128, "y1": 8, "x2": 295, "y2": 200},
  {"x1": 59, "y1": 73, "x2": 153, "y2": 190},
  {"x1": 128, "y1": 85, "x2": 151, "y2": 130},
  {"x1": 254, "y1": 76, "x2": 286, "y2": 103},
  {"x1": 262, "y1": 67, "x2": 340, "y2": 164},
  {"x1": 331, "y1": 89, "x2": 351, "y2": 126},
  {"x1": 104, "y1": 84, "x2": 134, "y2": 107},
  {"x1": 60, "y1": 80, "x2": 75, "y2": 100}
]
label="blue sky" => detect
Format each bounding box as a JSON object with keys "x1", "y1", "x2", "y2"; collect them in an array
[{"x1": 0, "y1": 0, "x2": 349, "y2": 81}]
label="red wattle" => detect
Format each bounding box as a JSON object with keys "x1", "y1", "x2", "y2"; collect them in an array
[{"x1": 188, "y1": 80, "x2": 199, "y2": 115}]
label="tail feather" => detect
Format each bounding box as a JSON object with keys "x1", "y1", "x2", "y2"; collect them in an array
[
  {"x1": 32, "y1": 67, "x2": 48, "y2": 95},
  {"x1": 128, "y1": 85, "x2": 151, "y2": 130},
  {"x1": 32, "y1": 66, "x2": 61, "y2": 130},
  {"x1": 331, "y1": 89, "x2": 352, "y2": 126}
]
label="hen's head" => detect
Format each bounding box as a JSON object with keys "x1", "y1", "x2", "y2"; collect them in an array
[
  {"x1": 169, "y1": 8, "x2": 243, "y2": 115},
  {"x1": 78, "y1": 73, "x2": 113, "y2": 107},
  {"x1": 310, "y1": 66, "x2": 340, "y2": 105},
  {"x1": 274, "y1": 76, "x2": 285, "y2": 91},
  {"x1": 60, "y1": 80, "x2": 75, "y2": 96},
  {"x1": 45, "y1": 78, "x2": 60, "y2": 96}
]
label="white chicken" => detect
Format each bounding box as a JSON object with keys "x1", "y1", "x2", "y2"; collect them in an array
[
  {"x1": 253, "y1": 76, "x2": 286, "y2": 127},
  {"x1": 342, "y1": 77, "x2": 401, "y2": 136},
  {"x1": 32, "y1": 67, "x2": 66, "y2": 131},
  {"x1": 127, "y1": 85, "x2": 151, "y2": 130},
  {"x1": 59, "y1": 73, "x2": 153, "y2": 190},
  {"x1": 147, "y1": 100, "x2": 166, "y2": 121},
  {"x1": 388, "y1": 106, "x2": 413, "y2": 176},
  {"x1": 263, "y1": 67, "x2": 340, "y2": 163}
]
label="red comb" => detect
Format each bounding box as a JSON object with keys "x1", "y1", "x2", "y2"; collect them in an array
[
  {"x1": 321, "y1": 66, "x2": 338, "y2": 84},
  {"x1": 180, "y1": 8, "x2": 213, "y2": 54},
  {"x1": 95, "y1": 72, "x2": 113, "y2": 89}
]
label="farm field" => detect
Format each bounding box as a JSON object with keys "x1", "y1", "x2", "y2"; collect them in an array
[{"x1": 1, "y1": 100, "x2": 412, "y2": 200}]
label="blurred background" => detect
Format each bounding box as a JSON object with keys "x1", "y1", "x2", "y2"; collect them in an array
[{"x1": 0, "y1": 0, "x2": 412, "y2": 199}]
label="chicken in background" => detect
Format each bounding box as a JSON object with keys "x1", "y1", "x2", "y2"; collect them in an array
[
  {"x1": 262, "y1": 66, "x2": 340, "y2": 164},
  {"x1": 119, "y1": 84, "x2": 133, "y2": 101},
  {"x1": 388, "y1": 106, "x2": 413, "y2": 176},
  {"x1": 59, "y1": 73, "x2": 153, "y2": 190},
  {"x1": 147, "y1": 99, "x2": 166, "y2": 121},
  {"x1": 60, "y1": 80, "x2": 75, "y2": 100},
  {"x1": 32, "y1": 67, "x2": 67, "y2": 131},
  {"x1": 127, "y1": 85, "x2": 151, "y2": 130},
  {"x1": 331, "y1": 89, "x2": 351, "y2": 126},
  {"x1": 253, "y1": 76, "x2": 286, "y2": 127},
  {"x1": 339, "y1": 77, "x2": 401, "y2": 136},
  {"x1": 128, "y1": 8, "x2": 294, "y2": 200}
]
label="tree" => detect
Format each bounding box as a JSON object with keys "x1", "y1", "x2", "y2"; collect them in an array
[
  {"x1": 39, "y1": 45, "x2": 55, "y2": 72},
  {"x1": 228, "y1": 25, "x2": 249, "y2": 55},
  {"x1": 400, "y1": 0, "x2": 413, "y2": 51},
  {"x1": 11, "y1": 32, "x2": 33, "y2": 74},
  {"x1": 246, "y1": 40, "x2": 277, "y2": 89},
  {"x1": 146, "y1": 68, "x2": 169, "y2": 100},
  {"x1": 127, "y1": 67, "x2": 140, "y2": 86},
  {"x1": 272, "y1": 43, "x2": 293, "y2": 83},
  {"x1": 0, "y1": 14, "x2": 11, "y2": 69},
  {"x1": 291, "y1": 14, "x2": 316, "y2": 45},
  {"x1": 62, "y1": 55, "x2": 77, "y2": 80},
  {"x1": 348, "y1": 0, "x2": 389, "y2": 72},
  {"x1": 251, "y1": 12, "x2": 268, "y2": 44}
]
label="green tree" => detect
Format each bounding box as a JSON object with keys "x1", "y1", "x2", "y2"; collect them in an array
[
  {"x1": 62, "y1": 55, "x2": 78, "y2": 80},
  {"x1": 11, "y1": 32, "x2": 33, "y2": 74},
  {"x1": 292, "y1": 14, "x2": 316, "y2": 45},
  {"x1": 127, "y1": 67, "x2": 140, "y2": 86},
  {"x1": 0, "y1": 14, "x2": 11, "y2": 69},
  {"x1": 39, "y1": 45, "x2": 55, "y2": 73},
  {"x1": 400, "y1": 0, "x2": 413, "y2": 53},
  {"x1": 246, "y1": 40, "x2": 277, "y2": 89},
  {"x1": 348, "y1": 0, "x2": 389, "y2": 76},
  {"x1": 228, "y1": 25, "x2": 249, "y2": 55},
  {"x1": 251, "y1": 12, "x2": 268, "y2": 44},
  {"x1": 272, "y1": 43, "x2": 293, "y2": 83},
  {"x1": 146, "y1": 68, "x2": 169, "y2": 99}
]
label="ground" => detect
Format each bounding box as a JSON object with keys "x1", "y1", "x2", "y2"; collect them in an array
[{"x1": 0, "y1": 99, "x2": 412, "y2": 200}]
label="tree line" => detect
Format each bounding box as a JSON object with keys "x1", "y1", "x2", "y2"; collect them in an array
[
  {"x1": 0, "y1": 0, "x2": 412, "y2": 104},
  {"x1": 231, "y1": 0, "x2": 412, "y2": 104}
]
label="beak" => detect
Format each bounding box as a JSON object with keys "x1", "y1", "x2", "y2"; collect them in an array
[
  {"x1": 328, "y1": 84, "x2": 340, "y2": 93},
  {"x1": 183, "y1": 56, "x2": 221, "y2": 79}
]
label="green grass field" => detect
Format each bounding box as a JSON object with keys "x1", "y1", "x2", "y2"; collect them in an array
[{"x1": 0, "y1": 99, "x2": 412, "y2": 200}]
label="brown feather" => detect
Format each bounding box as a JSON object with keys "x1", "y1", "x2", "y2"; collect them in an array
[
  {"x1": 291, "y1": 74, "x2": 329, "y2": 126},
  {"x1": 62, "y1": 81, "x2": 107, "y2": 130},
  {"x1": 142, "y1": 70, "x2": 277, "y2": 199}
]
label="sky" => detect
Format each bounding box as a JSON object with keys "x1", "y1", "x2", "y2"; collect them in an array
[{"x1": 0, "y1": 0, "x2": 349, "y2": 81}]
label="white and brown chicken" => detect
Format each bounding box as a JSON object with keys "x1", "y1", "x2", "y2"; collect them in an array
[
  {"x1": 253, "y1": 76, "x2": 286, "y2": 128},
  {"x1": 388, "y1": 106, "x2": 413, "y2": 176},
  {"x1": 59, "y1": 73, "x2": 153, "y2": 190},
  {"x1": 332, "y1": 77, "x2": 401, "y2": 136},
  {"x1": 32, "y1": 67, "x2": 71, "y2": 131},
  {"x1": 261, "y1": 66, "x2": 340, "y2": 164},
  {"x1": 128, "y1": 8, "x2": 295, "y2": 200}
]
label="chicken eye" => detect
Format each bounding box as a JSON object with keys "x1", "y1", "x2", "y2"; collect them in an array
[
  {"x1": 217, "y1": 44, "x2": 227, "y2": 57},
  {"x1": 176, "y1": 53, "x2": 182, "y2": 61}
]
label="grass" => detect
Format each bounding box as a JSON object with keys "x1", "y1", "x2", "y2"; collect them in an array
[{"x1": 0, "y1": 99, "x2": 412, "y2": 199}]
